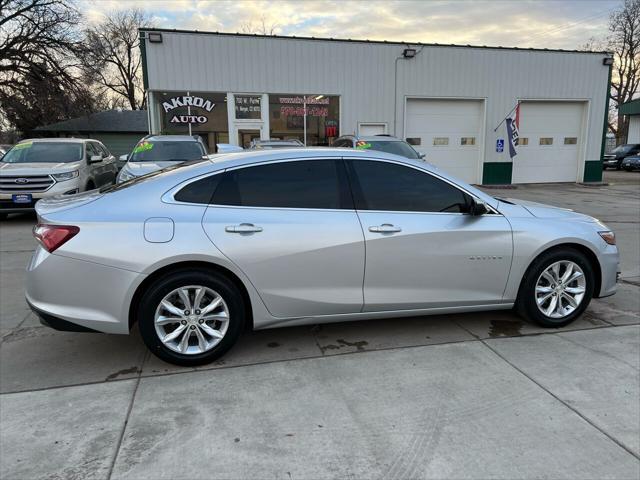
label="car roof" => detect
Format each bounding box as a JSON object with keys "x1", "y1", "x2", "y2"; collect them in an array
[
  {"x1": 17, "y1": 138, "x2": 88, "y2": 144},
  {"x1": 143, "y1": 135, "x2": 201, "y2": 142},
  {"x1": 338, "y1": 135, "x2": 404, "y2": 142}
]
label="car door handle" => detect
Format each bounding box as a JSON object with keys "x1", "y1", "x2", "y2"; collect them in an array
[
  {"x1": 369, "y1": 224, "x2": 402, "y2": 233},
  {"x1": 225, "y1": 223, "x2": 263, "y2": 233}
]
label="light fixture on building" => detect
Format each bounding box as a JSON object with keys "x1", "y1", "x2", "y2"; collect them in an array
[
  {"x1": 603, "y1": 56, "x2": 614, "y2": 66},
  {"x1": 148, "y1": 33, "x2": 163, "y2": 43},
  {"x1": 314, "y1": 95, "x2": 324, "y2": 100},
  {"x1": 403, "y1": 48, "x2": 417, "y2": 58}
]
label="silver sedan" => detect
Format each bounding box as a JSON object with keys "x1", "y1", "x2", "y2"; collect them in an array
[{"x1": 26, "y1": 149, "x2": 619, "y2": 365}]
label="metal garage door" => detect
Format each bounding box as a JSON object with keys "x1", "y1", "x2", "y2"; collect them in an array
[
  {"x1": 512, "y1": 101, "x2": 585, "y2": 184},
  {"x1": 405, "y1": 98, "x2": 483, "y2": 183}
]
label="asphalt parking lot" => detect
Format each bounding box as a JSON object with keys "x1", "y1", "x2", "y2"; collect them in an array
[{"x1": 0, "y1": 170, "x2": 639, "y2": 479}]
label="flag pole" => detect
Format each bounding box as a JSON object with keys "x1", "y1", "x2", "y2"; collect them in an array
[{"x1": 493, "y1": 103, "x2": 519, "y2": 132}]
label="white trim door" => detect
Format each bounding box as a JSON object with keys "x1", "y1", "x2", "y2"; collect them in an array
[
  {"x1": 358, "y1": 122, "x2": 387, "y2": 136},
  {"x1": 512, "y1": 101, "x2": 586, "y2": 183},
  {"x1": 405, "y1": 98, "x2": 483, "y2": 184}
]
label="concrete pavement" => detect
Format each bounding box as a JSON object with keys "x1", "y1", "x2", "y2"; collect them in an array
[{"x1": 0, "y1": 170, "x2": 638, "y2": 479}]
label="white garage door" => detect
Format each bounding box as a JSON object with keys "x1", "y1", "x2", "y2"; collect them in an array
[
  {"x1": 405, "y1": 98, "x2": 483, "y2": 183},
  {"x1": 512, "y1": 101, "x2": 585, "y2": 184}
]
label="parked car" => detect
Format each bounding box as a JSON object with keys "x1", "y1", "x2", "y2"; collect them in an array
[
  {"x1": 249, "y1": 139, "x2": 304, "y2": 149},
  {"x1": 26, "y1": 148, "x2": 618, "y2": 366},
  {"x1": 0, "y1": 138, "x2": 117, "y2": 219},
  {"x1": 116, "y1": 135, "x2": 207, "y2": 183},
  {"x1": 621, "y1": 155, "x2": 640, "y2": 171},
  {"x1": 215, "y1": 144, "x2": 244, "y2": 154},
  {"x1": 333, "y1": 134, "x2": 424, "y2": 160},
  {"x1": 603, "y1": 143, "x2": 640, "y2": 170},
  {"x1": 0, "y1": 144, "x2": 13, "y2": 159}
]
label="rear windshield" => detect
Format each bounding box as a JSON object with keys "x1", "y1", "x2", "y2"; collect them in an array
[
  {"x1": 358, "y1": 140, "x2": 421, "y2": 159},
  {"x1": 611, "y1": 144, "x2": 638, "y2": 154},
  {"x1": 1, "y1": 142, "x2": 83, "y2": 163},
  {"x1": 130, "y1": 140, "x2": 205, "y2": 162},
  {"x1": 100, "y1": 159, "x2": 207, "y2": 193}
]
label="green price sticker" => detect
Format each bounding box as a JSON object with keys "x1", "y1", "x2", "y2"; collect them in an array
[
  {"x1": 356, "y1": 142, "x2": 372, "y2": 150},
  {"x1": 14, "y1": 142, "x2": 32, "y2": 150},
  {"x1": 133, "y1": 142, "x2": 154, "y2": 154}
]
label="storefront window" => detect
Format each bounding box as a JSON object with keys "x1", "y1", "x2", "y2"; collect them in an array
[
  {"x1": 155, "y1": 91, "x2": 229, "y2": 153},
  {"x1": 268, "y1": 94, "x2": 339, "y2": 146},
  {"x1": 234, "y1": 95, "x2": 262, "y2": 120}
]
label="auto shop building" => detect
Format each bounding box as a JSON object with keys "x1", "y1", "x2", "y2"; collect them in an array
[{"x1": 139, "y1": 28, "x2": 612, "y2": 185}]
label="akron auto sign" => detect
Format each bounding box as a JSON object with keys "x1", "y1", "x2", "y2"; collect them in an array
[{"x1": 162, "y1": 95, "x2": 214, "y2": 124}]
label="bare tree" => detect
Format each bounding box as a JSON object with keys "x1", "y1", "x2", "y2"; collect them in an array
[
  {"x1": 602, "y1": 0, "x2": 640, "y2": 143},
  {"x1": 82, "y1": 9, "x2": 150, "y2": 110},
  {"x1": 0, "y1": 0, "x2": 96, "y2": 134},
  {"x1": 239, "y1": 17, "x2": 279, "y2": 35}
]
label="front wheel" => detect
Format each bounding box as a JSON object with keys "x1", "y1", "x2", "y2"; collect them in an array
[
  {"x1": 137, "y1": 270, "x2": 246, "y2": 366},
  {"x1": 516, "y1": 248, "x2": 594, "y2": 327}
]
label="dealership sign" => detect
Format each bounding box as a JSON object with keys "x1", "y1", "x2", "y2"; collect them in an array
[
  {"x1": 170, "y1": 115, "x2": 208, "y2": 124},
  {"x1": 162, "y1": 95, "x2": 215, "y2": 125},
  {"x1": 162, "y1": 95, "x2": 215, "y2": 112}
]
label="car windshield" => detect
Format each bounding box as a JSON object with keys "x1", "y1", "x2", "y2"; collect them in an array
[
  {"x1": 129, "y1": 140, "x2": 205, "y2": 162},
  {"x1": 1, "y1": 142, "x2": 83, "y2": 163},
  {"x1": 358, "y1": 140, "x2": 421, "y2": 159},
  {"x1": 611, "y1": 144, "x2": 636, "y2": 154}
]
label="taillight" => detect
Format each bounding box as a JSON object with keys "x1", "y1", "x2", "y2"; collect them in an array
[{"x1": 33, "y1": 224, "x2": 79, "y2": 253}]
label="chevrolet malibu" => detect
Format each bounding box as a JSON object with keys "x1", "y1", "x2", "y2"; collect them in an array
[{"x1": 26, "y1": 149, "x2": 619, "y2": 366}]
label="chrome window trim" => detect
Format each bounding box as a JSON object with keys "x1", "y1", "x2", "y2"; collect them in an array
[{"x1": 163, "y1": 155, "x2": 500, "y2": 216}]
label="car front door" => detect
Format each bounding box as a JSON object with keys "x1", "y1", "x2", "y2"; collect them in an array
[
  {"x1": 86, "y1": 142, "x2": 107, "y2": 186},
  {"x1": 96, "y1": 142, "x2": 117, "y2": 184},
  {"x1": 346, "y1": 159, "x2": 513, "y2": 312},
  {"x1": 201, "y1": 158, "x2": 365, "y2": 318}
]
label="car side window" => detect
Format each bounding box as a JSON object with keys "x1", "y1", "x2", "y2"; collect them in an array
[
  {"x1": 97, "y1": 143, "x2": 111, "y2": 157},
  {"x1": 347, "y1": 160, "x2": 471, "y2": 213},
  {"x1": 85, "y1": 143, "x2": 98, "y2": 159},
  {"x1": 213, "y1": 159, "x2": 352, "y2": 209},
  {"x1": 174, "y1": 174, "x2": 222, "y2": 204}
]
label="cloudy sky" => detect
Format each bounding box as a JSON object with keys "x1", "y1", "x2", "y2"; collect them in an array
[{"x1": 80, "y1": 0, "x2": 617, "y2": 50}]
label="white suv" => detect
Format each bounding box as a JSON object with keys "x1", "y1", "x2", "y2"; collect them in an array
[{"x1": 0, "y1": 138, "x2": 117, "y2": 219}]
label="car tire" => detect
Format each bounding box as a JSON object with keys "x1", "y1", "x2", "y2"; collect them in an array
[
  {"x1": 137, "y1": 269, "x2": 246, "y2": 366},
  {"x1": 0, "y1": 213, "x2": 7, "y2": 220},
  {"x1": 516, "y1": 248, "x2": 594, "y2": 328},
  {"x1": 624, "y1": 167, "x2": 632, "y2": 172}
]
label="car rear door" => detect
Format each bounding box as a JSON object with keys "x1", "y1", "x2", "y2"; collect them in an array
[
  {"x1": 202, "y1": 158, "x2": 365, "y2": 318},
  {"x1": 346, "y1": 158, "x2": 512, "y2": 312}
]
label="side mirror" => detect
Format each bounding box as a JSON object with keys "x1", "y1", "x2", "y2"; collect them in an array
[
  {"x1": 419, "y1": 153, "x2": 426, "y2": 160},
  {"x1": 89, "y1": 154, "x2": 102, "y2": 163},
  {"x1": 119, "y1": 154, "x2": 128, "y2": 162},
  {"x1": 469, "y1": 198, "x2": 489, "y2": 216}
]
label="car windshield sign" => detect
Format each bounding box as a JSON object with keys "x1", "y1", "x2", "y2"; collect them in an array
[
  {"x1": 1, "y1": 142, "x2": 83, "y2": 163},
  {"x1": 129, "y1": 140, "x2": 204, "y2": 162}
]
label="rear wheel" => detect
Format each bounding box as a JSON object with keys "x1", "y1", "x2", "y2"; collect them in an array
[
  {"x1": 516, "y1": 248, "x2": 594, "y2": 327},
  {"x1": 137, "y1": 270, "x2": 246, "y2": 366},
  {"x1": 0, "y1": 213, "x2": 7, "y2": 221}
]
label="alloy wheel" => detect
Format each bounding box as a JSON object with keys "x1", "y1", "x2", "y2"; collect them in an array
[
  {"x1": 535, "y1": 261, "x2": 586, "y2": 319},
  {"x1": 154, "y1": 285, "x2": 230, "y2": 355}
]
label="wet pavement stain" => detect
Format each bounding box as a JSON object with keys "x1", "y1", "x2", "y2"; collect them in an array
[
  {"x1": 319, "y1": 339, "x2": 369, "y2": 353},
  {"x1": 266, "y1": 342, "x2": 280, "y2": 348},
  {"x1": 488, "y1": 319, "x2": 523, "y2": 337},
  {"x1": 105, "y1": 366, "x2": 140, "y2": 381}
]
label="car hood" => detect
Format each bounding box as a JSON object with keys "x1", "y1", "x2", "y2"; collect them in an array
[
  {"x1": 503, "y1": 198, "x2": 594, "y2": 221},
  {"x1": 125, "y1": 161, "x2": 181, "y2": 176},
  {"x1": 0, "y1": 161, "x2": 82, "y2": 175}
]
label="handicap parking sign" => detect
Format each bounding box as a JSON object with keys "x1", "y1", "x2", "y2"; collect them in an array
[{"x1": 496, "y1": 139, "x2": 504, "y2": 153}]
